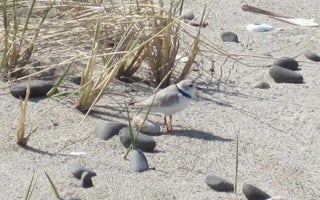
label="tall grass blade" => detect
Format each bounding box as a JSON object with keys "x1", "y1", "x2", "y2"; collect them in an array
[
  {"x1": 47, "y1": 62, "x2": 73, "y2": 97},
  {"x1": 177, "y1": 5, "x2": 206, "y2": 82},
  {"x1": 19, "y1": 0, "x2": 36, "y2": 49},
  {"x1": 234, "y1": 135, "x2": 239, "y2": 193},
  {"x1": 44, "y1": 171, "x2": 63, "y2": 200},
  {"x1": 24, "y1": 170, "x2": 38, "y2": 200},
  {"x1": 16, "y1": 76, "x2": 31, "y2": 146},
  {"x1": 125, "y1": 101, "x2": 136, "y2": 150},
  {"x1": 1, "y1": 0, "x2": 9, "y2": 73},
  {"x1": 38, "y1": 1, "x2": 55, "y2": 27}
]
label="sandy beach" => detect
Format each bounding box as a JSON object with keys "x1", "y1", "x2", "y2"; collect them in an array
[{"x1": 0, "y1": 0, "x2": 319, "y2": 199}]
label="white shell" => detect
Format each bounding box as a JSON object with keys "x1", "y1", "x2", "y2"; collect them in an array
[
  {"x1": 69, "y1": 152, "x2": 86, "y2": 156},
  {"x1": 246, "y1": 23, "x2": 273, "y2": 32}
]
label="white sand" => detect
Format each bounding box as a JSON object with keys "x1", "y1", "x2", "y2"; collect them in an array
[{"x1": 0, "y1": 0, "x2": 319, "y2": 199}]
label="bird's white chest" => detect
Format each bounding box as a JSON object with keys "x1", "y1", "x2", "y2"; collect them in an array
[{"x1": 155, "y1": 95, "x2": 191, "y2": 116}]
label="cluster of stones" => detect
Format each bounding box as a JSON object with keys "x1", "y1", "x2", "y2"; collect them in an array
[
  {"x1": 94, "y1": 116, "x2": 161, "y2": 172},
  {"x1": 205, "y1": 176, "x2": 290, "y2": 200}
]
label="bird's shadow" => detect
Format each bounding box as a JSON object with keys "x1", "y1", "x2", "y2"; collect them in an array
[{"x1": 169, "y1": 129, "x2": 233, "y2": 142}]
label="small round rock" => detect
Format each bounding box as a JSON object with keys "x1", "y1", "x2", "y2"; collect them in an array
[
  {"x1": 69, "y1": 163, "x2": 96, "y2": 180},
  {"x1": 94, "y1": 121, "x2": 126, "y2": 140},
  {"x1": 273, "y1": 57, "x2": 299, "y2": 71},
  {"x1": 242, "y1": 183, "x2": 271, "y2": 200},
  {"x1": 304, "y1": 50, "x2": 320, "y2": 62},
  {"x1": 129, "y1": 149, "x2": 149, "y2": 172},
  {"x1": 80, "y1": 171, "x2": 96, "y2": 188},
  {"x1": 205, "y1": 175, "x2": 234, "y2": 192},
  {"x1": 10, "y1": 79, "x2": 56, "y2": 98},
  {"x1": 119, "y1": 127, "x2": 156, "y2": 152},
  {"x1": 133, "y1": 116, "x2": 161, "y2": 136},
  {"x1": 221, "y1": 31, "x2": 239, "y2": 43},
  {"x1": 269, "y1": 65, "x2": 303, "y2": 84},
  {"x1": 183, "y1": 12, "x2": 195, "y2": 20}
]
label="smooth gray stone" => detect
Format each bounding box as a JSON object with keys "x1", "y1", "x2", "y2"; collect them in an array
[
  {"x1": 269, "y1": 66, "x2": 303, "y2": 83},
  {"x1": 69, "y1": 163, "x2": 96, "y2": 180},
  {"x1": 273, "y1": 57, "x2": 298, "y2": 70},
  {"x1": 183, "y1": 12, "x2": 195, "y2": 20},
  {"x1": 10, "y1": 80, "x2": 55, "y2": 98},
  {"x1": 304, "y1": 50, "x2": 320, "y2": 62},
  {"x1": 133, "y1": 116, "x2": 161, "y2": 136},
  {"x1": 119, "y1": 127, "x2": 156, "y2": 152},
  {"x1": 94, "y1": 122, "x2": 126, "y2": 140},
  {"x1": 205, "y1": 175, "x2": 234, "y2": 192},
  {"x1": 221, "y1": 32, "x2": 239, "y2": 43},
  {"x1": 80, "y1": 171, "x2": 96, "y2": 188},
  {"x1": 242, "y1": 183, "x2": 271, "y2": 200},
  {"x1": 129, "y1": 149, "x2": 149, "y2": 172}
]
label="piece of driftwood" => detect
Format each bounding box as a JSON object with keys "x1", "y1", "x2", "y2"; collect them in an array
[
  {"x1": 241, "y1": 4, "x2": 319, "y2": 27},
  {"x1": 241, "y1": 4, "x2": 288, "y2": 18}
]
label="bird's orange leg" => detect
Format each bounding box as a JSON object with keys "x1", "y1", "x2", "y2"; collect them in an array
[
  {"x1": 164, "y1": 116, "x2": 170, "y2": 132},
  {"x1": 169, "y1": 115, "x2": 173, "y2": 132}
]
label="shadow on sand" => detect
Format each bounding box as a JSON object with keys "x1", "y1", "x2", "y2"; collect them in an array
[
  {"x1": 21, "y1": 145, "x2": 72, "y2": 157},
  {"x1": 170, "y1": 129, "x2": 233, "y2": 142}
]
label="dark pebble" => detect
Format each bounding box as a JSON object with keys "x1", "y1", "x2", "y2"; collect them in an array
[
  {"x1": 129, "y1": 149, "x2": 149, "y2": 172},
  {"x1": 119, "y1": 127, "x2": 156, "y2": 152},
  {"x1": 221, "y1": 32, "x2": 239, "y2": 43},
  {"x1": 269, "y1": 66, "x2": 303, "y2": 84},
  {"x1": 69, "y1": 163, "x2": 96, "y2": 180},
  {"x1": 94, "y1": 122, "x2": 126, "y2": 140},
  {"x1": 273, "y1": 57, "x2": 299, "y2": 70},
  {"x1": 205, "y1": 175, "x2": 234, "y2": 192},
  {"x1": 304, "y1": 50, "x2": 320, "y2": 62},
  {"x1": 80, "y1": 171, "x2": 96, "y2": 188},
  {"x1": 69, "y1": 76, "x2": 82, "y2": 85},
  {"x1": 242, "y1": 183, "x2": 271, "y2": 200},
  {"x1": 10, "y1": 80, "x2": 56, "y2": 98}
]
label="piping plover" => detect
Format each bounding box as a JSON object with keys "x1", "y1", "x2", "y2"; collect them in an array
[{"x1": 132, "y1": 79, "x2": 200, "y2": 132}]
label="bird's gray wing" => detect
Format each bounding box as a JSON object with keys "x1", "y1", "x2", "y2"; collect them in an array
[{"x1": 140, "y1": 85, "x2": 179, "y2": 107}]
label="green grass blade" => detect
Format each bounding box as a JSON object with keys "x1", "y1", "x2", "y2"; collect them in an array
[
  {"x1": 234, "y1": 135, "x2": 239, "y2": 193},
  {"x1": 38, "y1": 0, "x2": 55, "y2": 27},
  {"x1": 25, "y1": 170, "x2": 37, "y2": 200},
  {"x1": 1, "y1": 0, "x2": 9, "y2": 72},
  {"x1": 44, "y1": 171, "x2": 62, "y2": 200},
  {"x1": 47, "y1": 62, "x2": 73, "y2": 97},
  {"x1": 125, "y1": 101, "x2": 136, "y2": 149},
  {"x1": 19, "y1": 0, "x2": 36, "y2": 48}
]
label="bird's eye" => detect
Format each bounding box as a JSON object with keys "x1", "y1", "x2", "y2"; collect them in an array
[{"x1": 188, "y1": 84, "x2": 193, "y2": 87}]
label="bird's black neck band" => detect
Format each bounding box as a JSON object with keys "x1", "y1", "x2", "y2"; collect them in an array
[{"x1": 175, "y1": 84, "x2": 192, "y2": 99}]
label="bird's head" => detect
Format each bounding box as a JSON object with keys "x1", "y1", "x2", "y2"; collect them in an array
[{"x1": 176, "y1": 79, "x2": 201, "y2": 97}]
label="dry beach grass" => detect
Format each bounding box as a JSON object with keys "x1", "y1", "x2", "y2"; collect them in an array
[{"x1": 0, "y1": 0, "x2": 320, "y2": 199}]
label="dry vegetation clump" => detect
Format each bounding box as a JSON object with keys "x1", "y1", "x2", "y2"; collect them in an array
[
  {"x1": 1, "y1": 0, "x2": 206, "y2": 111},
  {"x1": 0, "y1": 0, "x2": 54, "y2": 80}
]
